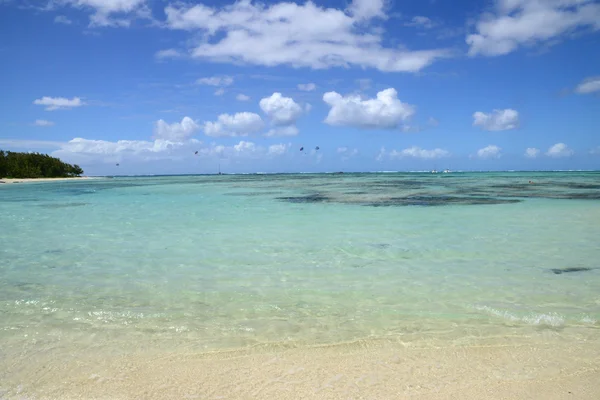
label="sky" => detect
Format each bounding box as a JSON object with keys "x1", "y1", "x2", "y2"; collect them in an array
[{"x1": 0, "y1": 0, "x2": 599, "y2": 175}]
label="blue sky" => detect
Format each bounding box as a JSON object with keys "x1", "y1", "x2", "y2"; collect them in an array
[{"x1": 1, "y1": 0, "x2": 599, "y2": 175}]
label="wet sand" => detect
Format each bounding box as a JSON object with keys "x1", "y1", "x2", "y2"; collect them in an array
[{"x1": 2, "y1": 339, "x2": 599, "y2": 400}]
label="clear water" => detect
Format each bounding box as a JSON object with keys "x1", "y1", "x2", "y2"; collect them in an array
[{"x1": 1, "y1": 172, "x2": 599, "y2": 358}]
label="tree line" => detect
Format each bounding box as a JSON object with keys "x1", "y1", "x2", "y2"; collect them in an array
[{"x1": 0, "y1": 150, "x2": 83, "y2": 179}]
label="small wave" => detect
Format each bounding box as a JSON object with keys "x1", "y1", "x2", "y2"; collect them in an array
[
  {"x1": 580, "y1": 316, "x2": 597, "y2": 325},
  {"x1": 474, "y1": 305, "x2": 565, "y2": 327}
]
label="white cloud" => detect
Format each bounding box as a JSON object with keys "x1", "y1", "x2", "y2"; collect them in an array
[
  {"x1": 154, "y1": 117, "x2": 200, "y2": 141},
  {"x1": 214, "y1": 88, "x2": 225, "y2": 96},
  {"x1": 52, "y1": 137, "x2": 283, "y2": 165},
  {"x1": 575, "y1": 76, "x2": 600, "y2": 94},
  {"x1": 203, "y1": 112, "x2": 264, "y2": 137},
  {"x1": 162, "y1": 0, "x2": 449, "y2": 73},
  {"x1": 525, "y1": 147, "x2": 540, "y2": 158},
  {"x1": 265, "y1": 126, "x2": 299, "y2": 137},
  {"x1": 467, "y1": 0, "x2": 600, "y2": 56},
  {"x1": 259, "y1": 92, "x2": 303, "y2": 125},
  {"x1": 347, "y1": 0, "x2": 386, "y2": 20},
  {"x1": 297, "y1": 83, "x2": 317, "y2": 92},
  {"x1": 475, "y1": 145, "x2": 502, "y2": 159},
  {"x1": 268, "y1": 143, "x2": 290, "y2": 155},
  {"x1": 155, "y1": 48, "x2": 184, "y2": 59},
  {"x1": 405, "y1": 16, "x2": 435, "y2": 29},
  {"x1": 390, "y1": 146, "x2": 450, "y2": 159},
  {"x1": 546, "y1": 142, "x2": 574, "y2": 157},
  {"x1": 236, "y1": 94, "x2": 250, "y2": 101},
  {"x1": 58, "y1": 0, "x2": 148, "y2": 27},
  {"x1": 233, "y1": 140, "x2": 257, "y2": 153},
  {"x1": 323, "y1": 88, "x2": 415, "y2": 129},
  {"x1": 473, "y1": 109, "x2": 519, "y2": 131},
  {"x1": 59, "y1": 137, "x2": 185, "y2": 155},
  {"x1": 54, "y1": 15, "x2": 72, "y2": 24},
  {"x1": 196, "y1": 76, "x2": 234, "y2": 86},
  {"x1": 33, "y1": 96, "x2": 85, "y2": 111},
  {"x1": 33, "y1": 119, "x2": 55, "y2": 127}
]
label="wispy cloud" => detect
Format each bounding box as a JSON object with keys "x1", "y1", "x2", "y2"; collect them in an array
[{"x1": 33, "y1": 96, "x2": 85, "y2": 111}]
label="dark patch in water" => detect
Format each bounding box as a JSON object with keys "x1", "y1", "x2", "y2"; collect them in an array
[
  {"x1": 556, "y1": 182, "x2": 600, "y2": 190},
  {"x1": 277, "y1": 193, "x2": 329, "y2": 203},
  {"x1": 551, "y1": 267, "x2": 594, "y2": 275},
  {"x1": 44, "y1": 249, "x2": 63, "y2": 254},
  {"x1": 369, "y1": 243, "x2": 391, "y2": 249},
  {"x1": 37, "y1": 202, "x2": 89, "y2": 209},
  {"x1": 364, "y1": 196, "x2": 521, "y2": 207},
  {"x1": 225, "y1": 191, "x2": 283, "y2": 197}
]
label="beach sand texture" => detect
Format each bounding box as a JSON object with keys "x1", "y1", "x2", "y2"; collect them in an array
[
  {"x1": 0, "y1": 177, "x2": 91, "y2": 184},
  {"x1": 2, "y1": 339, "x2": 599, "y2": 399}
]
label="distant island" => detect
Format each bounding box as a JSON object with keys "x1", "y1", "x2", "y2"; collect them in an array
[{"x1": 0, "y1": 150, "x2": 83, "y2": 179}]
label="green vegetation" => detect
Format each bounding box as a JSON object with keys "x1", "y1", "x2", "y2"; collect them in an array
[{"x1": 0, "y1": 150, "x2": 83, "y2": 179}]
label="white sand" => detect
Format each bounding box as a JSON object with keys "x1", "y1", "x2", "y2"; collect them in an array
[
  {"x1": 2, "y1": 339, "x2": 599, "y2": 399},
  {"x1": 0, "y1": 177, "x2": 94, "y2": 184}
]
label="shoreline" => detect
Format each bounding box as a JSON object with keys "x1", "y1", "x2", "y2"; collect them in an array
[
  {"x1": 0, "y1": 176, "x2": 94, "y2": 184},
  {"x1": 2, "y1": 338, "x2": 599, "y2": 399}
]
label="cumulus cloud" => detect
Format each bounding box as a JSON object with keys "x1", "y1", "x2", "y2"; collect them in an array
[
  {"x1": 475, "y1": 145, "x2": 502, "y2": 159},
  {"x1": 473, "y1": 109, "x2": 519, "y2": 131},
  {"x1": 59, "y1": 137, "x2": 187, "y2": 155},
  {"x1": 52, "y1": 136, "x2": 289, "y2": 166},
  {"x1": 323, "y1": 88, "x2": 415, "y2": 129},
  {"x1": 575, "y1": 76, "x2": 600, "y2": 94},
  {"x1": 405, "y1": 16, "x2": 435, "y2": 29},
  {"x1": 467, "y1": 0, "x2": 600, "y2": 56},
  {"x1": 203, "y1": 112, "x2": 264, "y2": 137},
  {"x1": 260, "y1": 93, "x2": 303, "y2": 125},
  {"x1": 154, "y1": 117, "x2": 200, "y2": 141},
  {"x1": 546, "y1": 142, "x2": 574, "y2": 157},
  {"x1": 54, "y1": 15, "x2": 72, "y2": 24},
  {"x1": 196, "y1": 76, "x2": 234, "y2": 86},
  {"x1": 33, "y1": 119, "x2": 55, "y2": 127},
  {"x1": 236, "y1": 94, "x2": 250, "y2": 101},
  {"x1": 297, "y1": 83, "x2": 316, "y2": 92},
  {"x1": 162, "y1": 0, "x2": 449, "y2": 73},
  {"x1": 525, "y1": 147, "x2": 540, "y2": 158},
  {"x1": 33, "y1": 96, "x2": 85, "y2": 111},
  {"x1": 389, "y1": 146, "x2": 450, "y2": 159},
  {"x1": 347, "y1": 0, "x2": 386, "y2": 20},
  {"x1": 259, "y1": 92, "x2": 304, "y2": 137}
]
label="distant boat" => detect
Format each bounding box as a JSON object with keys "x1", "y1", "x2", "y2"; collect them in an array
[
  {"x1": 431, "y1": 169, "x2": 438, "y2": 174},
  {"x1": 218, "y1": 163, "x2": 222, "y2": 175},
  {"x1": 443, "y1": 169, "x2": 451, "y2": 174}
]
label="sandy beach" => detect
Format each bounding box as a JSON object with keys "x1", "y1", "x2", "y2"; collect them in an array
[
  {"x1": 2, "y1": 338, "x2": 599, "y2": 400},
  {"x1": 0, "y1": 177, "x2": 93, "y2": 184}
]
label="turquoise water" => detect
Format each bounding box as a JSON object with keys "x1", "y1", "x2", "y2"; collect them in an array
[{"x1": 1, "y1": 172, "x2": 599, "y2": 357}]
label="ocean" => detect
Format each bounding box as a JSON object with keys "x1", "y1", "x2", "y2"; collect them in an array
[{"x1": 1, "y1": 172, "x2": 599, "y2": 398}]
